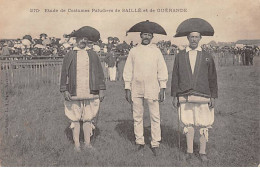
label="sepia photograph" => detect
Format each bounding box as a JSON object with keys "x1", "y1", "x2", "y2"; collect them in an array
[{"x1": 0, "y1": 0, "x2": 259, "y2": 167}]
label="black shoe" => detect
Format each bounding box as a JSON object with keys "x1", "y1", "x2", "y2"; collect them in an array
[
  {"x1": 135, "y1": 144, "x2": 145, "y2": 152},
  {"x1": 151, "y1": 147, "x2": 159, "y2": 156},
  {"x1": 185, "y1": 153, "x2": 194, "y2": 161},
  {"x1": 199, "y1": 154, "x2": 209, "y2": 162}
]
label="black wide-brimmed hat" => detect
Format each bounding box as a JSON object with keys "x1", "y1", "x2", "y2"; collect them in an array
[
  {"x1": 69, "y1": 26, "x2": 100, "y2": 42},
  {"x1": 127, "y1": 20, "x2": 167, "y2": 35},
  {"x1": 174, "y1": 18, "x2": 214, "y2": 37}
]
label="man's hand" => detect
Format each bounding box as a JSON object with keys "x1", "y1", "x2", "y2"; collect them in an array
[
  {"x1": 63, "y1": 91, "x2": 71, "y2": 101},
  {"x1": 172, "y1": 97, "x2": 178, "y2": 108},
  {"x1": 158, "y1": 88, "x2": 165, "y2": 102},
  {"x1": 208, "y1": 98, "x2": 215, "y2": 109},
  {"x1": 125, "y1": 89, "x2": 132, "y2": 104},
  {"x1": 99, "y1": 90, "x2": 105, "y2": 102}
]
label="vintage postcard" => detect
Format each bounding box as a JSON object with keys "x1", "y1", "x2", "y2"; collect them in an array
[{"x1": 0, "y1": 0, "x2": 259, "y2": 167}]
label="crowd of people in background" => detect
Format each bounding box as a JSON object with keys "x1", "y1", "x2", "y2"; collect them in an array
[
  {"x1": 201, "y1": 44, "x2": 259, "y2": 66},
  {"x1": 0, "y1": 34, "x2": 259, "y2": 82},
  {"x1": 0, "y1": 33, "x2": 179, "y2": 82},
  {"x1": 0, "y1": 34, "x2": 64, "y2": 58},
  {"x1": 0, "y1": 33, "x2": 181, "y2": 60}
]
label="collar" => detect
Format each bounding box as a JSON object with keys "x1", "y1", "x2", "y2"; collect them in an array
[
  {"x1": 186, "y1": 46, "x2": 202, "y2": 52},
  {"x1": 140, "y1": 43, "x2": 151, "y2": 46},
  {"x1": 73, "y1": 46, "x2": 91, "y2": 51},
  {"x1": 139, "y1": 43, "x2": 156, "y2": 48}
]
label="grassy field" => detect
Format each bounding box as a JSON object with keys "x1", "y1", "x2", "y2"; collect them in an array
[{"x1": 0, "y1": 55, "x2": 259, "y2": 167}]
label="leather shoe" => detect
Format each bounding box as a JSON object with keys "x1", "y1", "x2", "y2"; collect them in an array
[
  {"x1": 151, "y1": 147, "x2": 159, "y2": 156},
  {"x1": 135, "y1": 144, "x2": 145, "y2": 151},
  {"x1": 185, "y1": 153, "x2": 194, "y2": 161},
  {"x1": 199, "y1": 154, "x2": 209, "y2": 162}
]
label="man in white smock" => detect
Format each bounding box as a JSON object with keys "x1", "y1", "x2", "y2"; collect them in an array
[{"x1": 123, "y1": 30, "x2": 168, "y2": 156}]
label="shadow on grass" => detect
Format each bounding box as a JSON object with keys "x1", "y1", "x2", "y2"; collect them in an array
[
  {"x1": 64, "y1": 121, "x2": 101, "y2": 143},
  {"x1": 161, "y1": 125, "x2": 200, "y2": 153},
  {"x1": 114, "y1": 120, "x2": 135, "y2": 144},
  {"x1": 114, "y1": 120, "x2": 151, "y2": 145},
  {"x1": 114, "y1": 120, "x2": 199, "y2": 153}
]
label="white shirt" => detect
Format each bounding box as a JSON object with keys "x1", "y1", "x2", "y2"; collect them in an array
[
  {"x1": 123, "y1": 44, "x2": 168, "y2": 100},
  {"x1": 186, "y1": 46, "x2": 202, "y2": 74},
  {"x1": 71, "y1": 47, "x2": 98, "y2": 100}
]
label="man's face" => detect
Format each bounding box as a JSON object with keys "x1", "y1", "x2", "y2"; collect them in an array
[
  {"x1": 108, "y1": 39, "x2": 113, "y2": 44},
  {"x1": 76, "y1": 38, "x2": 87, "y2": 49},
  {"x1": 140, "y1": 33, "x2": 153, "y2": 45},
  {"x1": 187, "y1": 32, "x2": 201, "y2": 49}
]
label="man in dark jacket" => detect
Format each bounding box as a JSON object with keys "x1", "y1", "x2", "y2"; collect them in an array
[
  {"x1": 171, "y1": 31, "x2": 218, "y2": 162},
  {"x1": 60, "y1": 27, "x2": 106, "y2": 152},
  {"x1": 104, "y1": 49, "x2": 118, "y2": 81}
]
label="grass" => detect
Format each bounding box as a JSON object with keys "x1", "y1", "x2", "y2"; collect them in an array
[{"x1": 0, "y1": 55, "x2": 259, "y2": 166}]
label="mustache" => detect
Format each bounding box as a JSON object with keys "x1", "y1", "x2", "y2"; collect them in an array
[
  {"x1": 78, "y1": 42, "x2": 87, "y2": 49},
  {"x1": 142, "y1": 38, "x2": 150, "y2": 41}
]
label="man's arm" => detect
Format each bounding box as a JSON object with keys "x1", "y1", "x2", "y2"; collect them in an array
[
  {"x1": 171, "y1": 53, "x2": 180, "y2": 108},
  {"x1": 123, "y1": 50, "x2": 134, "y2": 104},
  {"x1": 60, "y1": 51, "x2": 70, "y2": 93},
  {"x1": 157, "y1": 49, "x2": 168, "y2": 102},
  {"x1": 90, "y1": 50, "x2": 106, "y2": 102},
  {"x1": 60, "y1": 51, "x2": 72, "y2": 101},
  {"x1": 208, "y1": 54, "x2": 218, "y2": 99},
  {"x1": 208, "y1": 54, "x2": 218, "y2": 109}
]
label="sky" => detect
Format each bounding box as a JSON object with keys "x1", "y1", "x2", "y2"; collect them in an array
[{"x1": 0, "y1": 0, "x2": 259, "y2": 46}]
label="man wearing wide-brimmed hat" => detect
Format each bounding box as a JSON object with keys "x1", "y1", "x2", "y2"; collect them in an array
[
  {"x1": 123, "y1": 20, "x2": 168, "y2": 156},
  {"x1": 171, "y1": 18, "x2": 218, "y2": 162},
  {"x1": 60, "y1": 26, "x2": 106, "y2": 152}
]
